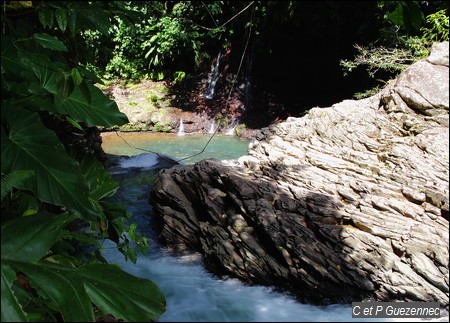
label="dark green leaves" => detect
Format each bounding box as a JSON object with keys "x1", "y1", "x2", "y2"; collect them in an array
[
  {"x1": 3, "y1": 37, "x2": 127, "y2": 128},
  {"x1": 1, "y1": 214, "x2": 166, "y2": 322},
  {"x1": 2, "y1": 2, "x2": 165, "y2": 321},
  {"x1": 1, "y1": 263, "x2": 27, "y2": 322},
  {"x1": 1, "y1": 106, "x2": 96, "y2": 219},
  {"x1": 78, "y1": 264, "x2": 166, "y2": 321},
  {"x1": 1, "y1": 213, "x2": 69, "y2": 262},
  {"x1": 16, "y1": 262, "x2": 95, "y2": 322},
  {"x1": 38, "y1": 8, "x2": 54, "y2": 29},
  {"x1": 56, "y1": 70, "x2": 75, "y2": 100},
  {"x1": 33, "y1": 33, "x2": 68, "y2": 51},
  {"x1": 385, "y1": 1, "x2": 424, "y2": 32},
  {"x1": 55, "y1": 9, "x2": 68, "y2": 32},
  {"x1": 71, "y1": 68, "x2": 83, "y2": 86}
]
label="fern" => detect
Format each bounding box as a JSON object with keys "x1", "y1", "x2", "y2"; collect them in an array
[{"x1": 1, "y1": 170, "x2": 34, "y2": 202}]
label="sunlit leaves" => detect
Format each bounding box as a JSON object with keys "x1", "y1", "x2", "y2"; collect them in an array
[{"x1": 1, "y1": 105, "x2": 96, "y2": 219}]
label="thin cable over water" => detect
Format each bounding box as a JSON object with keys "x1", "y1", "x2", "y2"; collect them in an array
[{"x1": 112, "y1": 9, "x2": 253, "y2": 164}]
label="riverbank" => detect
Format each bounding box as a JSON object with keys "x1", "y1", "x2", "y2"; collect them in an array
[{"x1": 99, "y1": 79, "x2": 259, "y2": 138}]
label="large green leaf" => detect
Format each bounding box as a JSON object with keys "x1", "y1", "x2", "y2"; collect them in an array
[
  {"x1": 2, "y1": 261, "x2": 166, "y2": 322},
  {"x1": 1, "y1": 105, "x2": 97, "y2": 219},
  {"x1": 10, "y1": 50, "x2": 127, "y2": 128},
  {"x1": 15, "y1": 262, "x2": 95, "y2": 322},
  {"x1": 1, "y1": 37, "x2": 26, "y2": 83},
  {"x1": 55, "y1": 8, "x2": 68, "y2": 32},
  {"x1": 33, "y1": 33, "x2": 68, "y2": 51},
  {"x1": 1, "y1": 213, "x2": 165, "y2": 322},
  {"x1": 1, "y1": 264, "x2": 27, "y2": 322},
  {"x1": 1, "y1": 213, "x2": 69, "y2": 262},
  {"x1": 57, "y1": 84, "x2": 128, "y2": 128},
  {"x1": 78, "y1": 264, "x2": 166, "y2": 321},
  {"x1": 38, "y1": 8, "x2": 54, "y2": 29},
  {"x1": 1, "y1": 213, "x2": 69, "y2": 322},
  {"x1": 20, "y1": 52, "x2": 127, "y2": 127},
  {"x1": 71, "y1": 148, "x2": 119, "y2": 201},
  {"x1": 387, "y1": 3, "x2": 404, "y2": 27}
]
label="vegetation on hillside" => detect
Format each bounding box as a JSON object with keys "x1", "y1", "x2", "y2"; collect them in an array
[
  {"x1": 340, "y1": 1, "x2": 449, "y2": 98},
  {"x1": 83, "y1": 1, "x2": 448, "y2": 111}
]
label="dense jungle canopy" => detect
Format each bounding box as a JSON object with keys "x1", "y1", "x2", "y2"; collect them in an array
[{"x1": 1, "y1": 1, "x2": 448, "y2": 322}]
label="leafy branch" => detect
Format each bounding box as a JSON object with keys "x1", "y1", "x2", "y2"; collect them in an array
[{"x1": 340, "y1": 44, "x2": 416, "y2": 77}]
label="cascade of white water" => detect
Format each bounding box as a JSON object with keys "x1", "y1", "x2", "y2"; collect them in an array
[
  {"x1": 225, "y1": 125, "x2": 236, "y2": 136},
  {"x1": 177, "y1": 119, "x2": 185, "y2": 136},
  {"x1": 208, "y1": 121, "x2": 215, "y2": 134},
  {"x1": 205, "y1": 51, "x2": 222, "y2": 100}
]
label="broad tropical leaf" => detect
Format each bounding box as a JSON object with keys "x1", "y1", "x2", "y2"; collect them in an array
[
  {"x1": 10, "y1": 49, "x2": 127, "y2": 128},
  {"x1": 1, "y1": 213, "x2": 69, "y2": 262},
  {"x1": 1, "y1": 105, "x2": 97, "y2": 219},
  {"x1": 1, "y1": 213, "x2": 70, "y2": 321},
  {"x1": 33, "y1": 33, "x2": 68, "y2": 51},
  {"x1": 1, "y1": 214, "x2": 165, "y2": 322},
  {"x1": 55, "y1": 8, "x2": 68, "y2": 32},
  {"x1": 71, "y1": 148, "x2": 119, "y2": 201},
  {"x1": 78, "y1": 264, "x2": 166, "y2": 321},
  {"x1": 15, "y1": 262, "x2": 95, "y2": 322},
  {"x1": 38, "y1": 8, "x2": 53, "y2": 29},
  {"x1": 55, "y1": 70, "x2": 75, "y2": 100},
  {"x1": 1, "y1": 263, "x2": 27, "y2": 322},
  {"x1": 71, "y1": 68, "x2": 83, "y2": 86},
  {"x1": 57, "y1": 84, "x2": 128, "y2": 128}
]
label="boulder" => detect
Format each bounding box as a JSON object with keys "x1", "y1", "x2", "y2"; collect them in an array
[{"x1": 150, "y1": 42, "x2": 449, "y2": 306}]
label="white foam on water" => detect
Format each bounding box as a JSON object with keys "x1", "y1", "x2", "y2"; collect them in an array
[
  {"x1": 118, "y1": 153, "x2": 162, "y2": 168},
  {"x1": 103, "y1": 242, "x2": 448, "y2": 322}
]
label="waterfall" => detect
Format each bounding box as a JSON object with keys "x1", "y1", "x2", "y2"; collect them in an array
[
  {"x1": 208, "y1": 121, "x2": 215, "y2": 134},
  {"x1": 204, "y1": 51, "x2": 222, "y2": 100},
  {"x1": 177, "y1": 119, "x2": 185, "y2": 136},
  {"x1": 225, "y1": 125, "x2": 236, "y2": 136}
]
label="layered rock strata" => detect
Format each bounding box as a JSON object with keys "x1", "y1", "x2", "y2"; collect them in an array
[{"x1": 150, "y1": 42, "x2": 449, "y2": 306}]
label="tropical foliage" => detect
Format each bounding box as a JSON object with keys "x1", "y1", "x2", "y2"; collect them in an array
[
  {"x1": 1, "y1": 1, "x2": 165, "y2": 321},
  {"x1": 85, "y1": 1, "x2": 230, "y2": 80},
  {"x1": 340, "y1": 1, "x2": 449, "y2": 98}
]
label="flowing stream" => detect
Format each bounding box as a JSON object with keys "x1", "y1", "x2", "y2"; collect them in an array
[{"x1": 99, "y1": 132, "x2": 437, "y2": 322}]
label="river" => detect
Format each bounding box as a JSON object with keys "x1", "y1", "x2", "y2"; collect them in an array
[{"x1": 100, "y1": 132, "x2": 444, "y2": 322}]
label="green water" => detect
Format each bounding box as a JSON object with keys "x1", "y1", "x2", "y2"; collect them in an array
[{"x1": 101, "y1": 132, "x2": 250, "y2": 164}]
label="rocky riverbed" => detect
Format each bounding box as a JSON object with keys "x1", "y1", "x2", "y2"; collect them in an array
[{"x1": 150, "y1": 42, "x2": 449, "y2": 307}]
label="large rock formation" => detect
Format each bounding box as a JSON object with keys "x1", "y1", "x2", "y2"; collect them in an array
[{"x1": 150, "y1": 42, "x2": 449, "y2": 306}]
